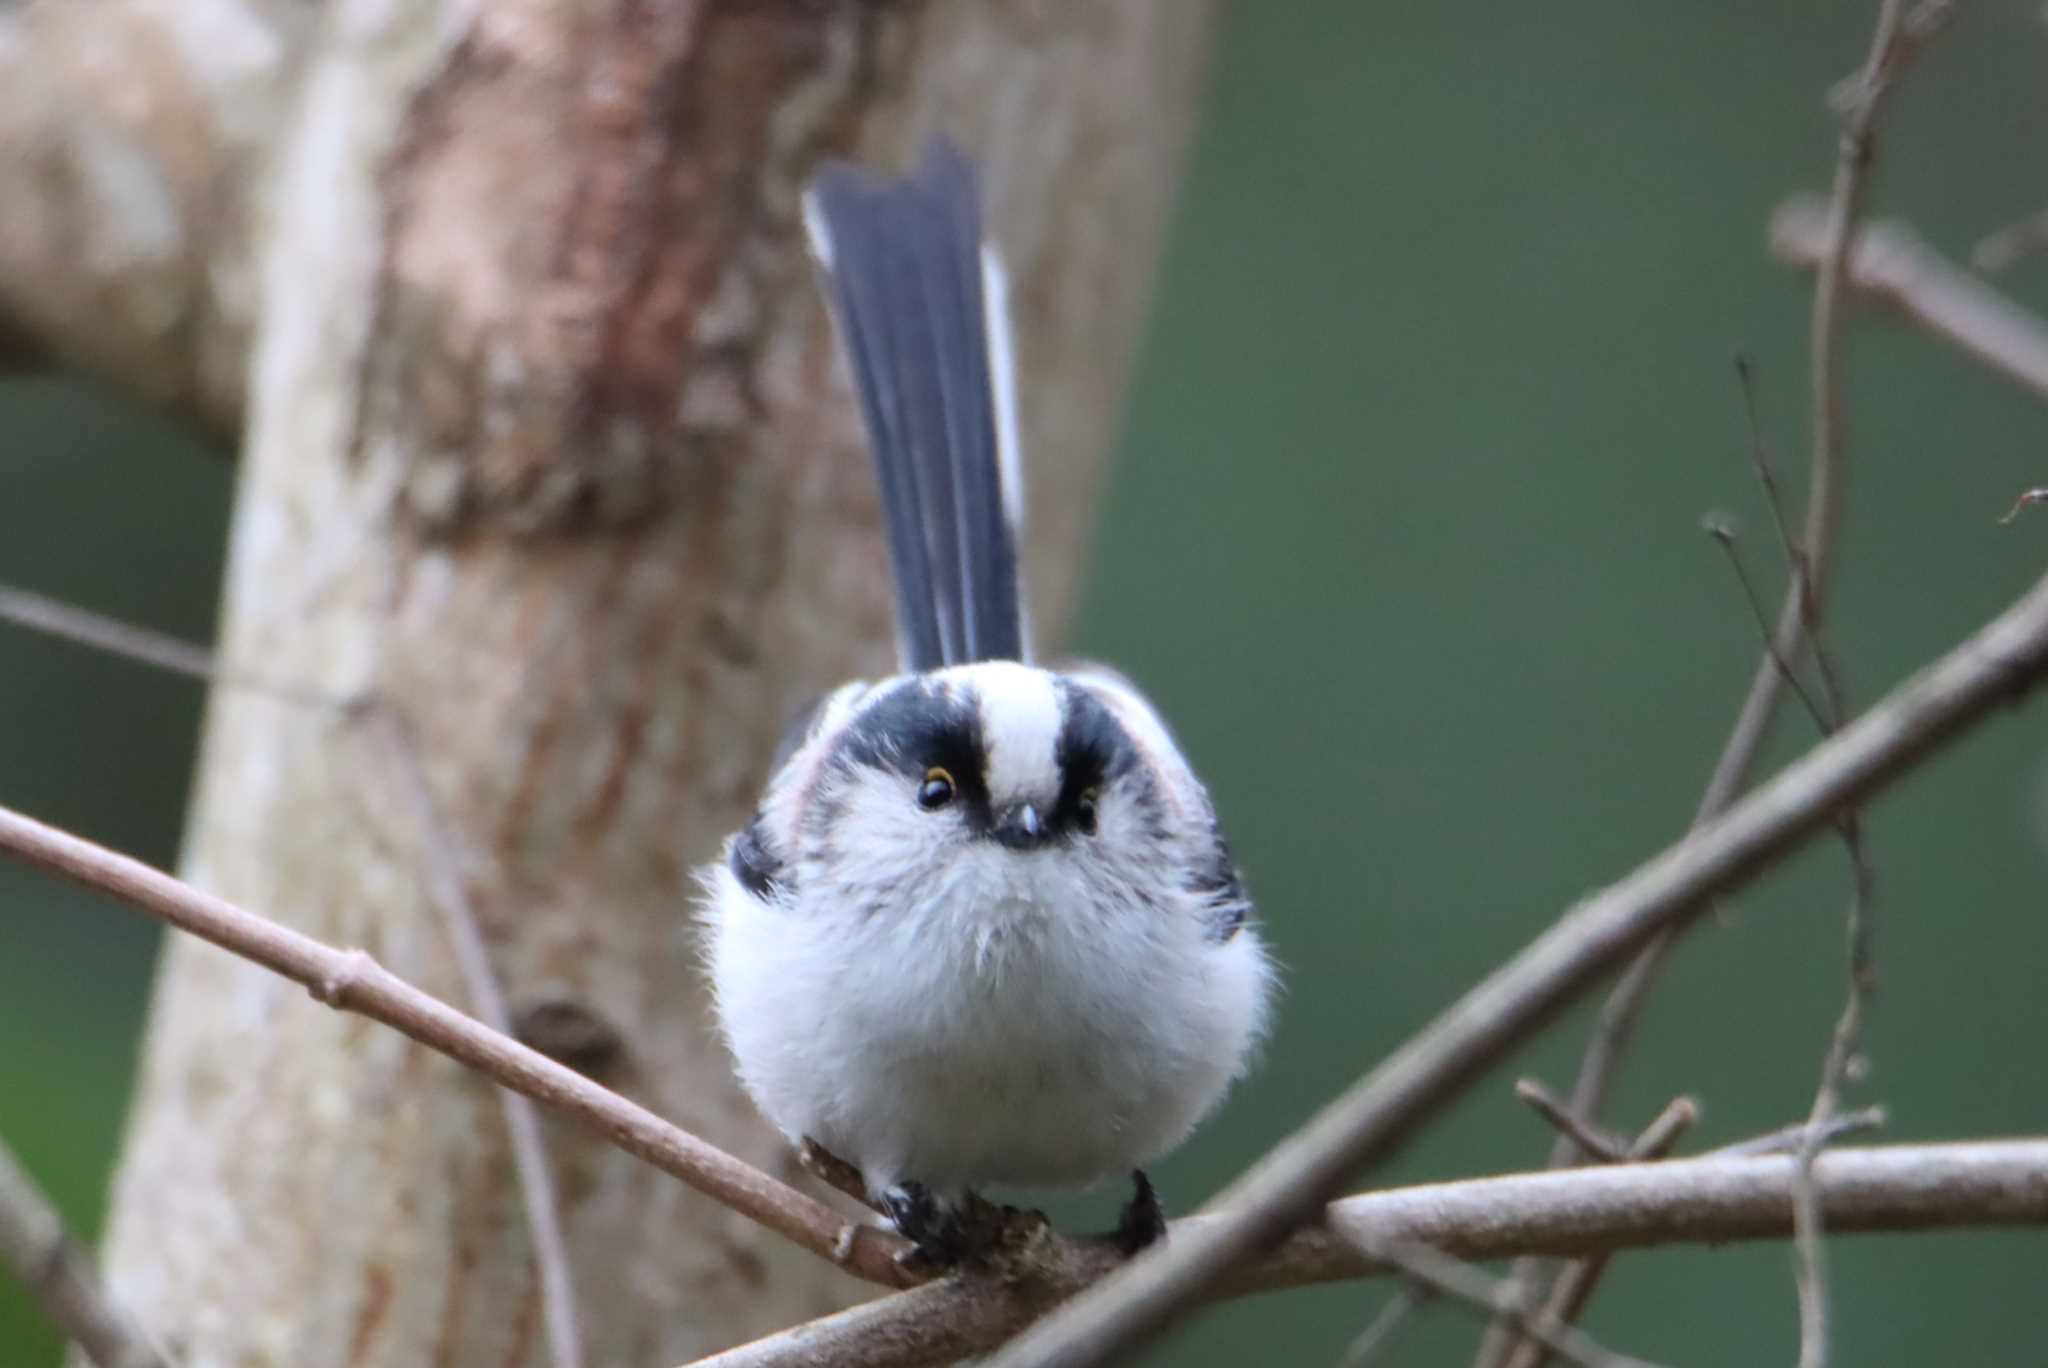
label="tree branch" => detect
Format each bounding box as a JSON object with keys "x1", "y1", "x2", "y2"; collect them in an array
[
  {"x1": 0, "y1": 802, "x2": 918, "y2": 1292},
  {"x1": 0, "y1": 1134, "x2": 167, "y2": 1368},
  {"x1": 0, "y1": 0, "x2": 308, "y2": 439},
  {"x1": 1770, "y1": 200, "x2": 2048, "y2": 405},
  {"x1": 980, "y1": 564, "x2": 2048, "y2": 1368},
  {"x1": 686, "y1": 1140, "x2": 2048, "y2": 1368}
]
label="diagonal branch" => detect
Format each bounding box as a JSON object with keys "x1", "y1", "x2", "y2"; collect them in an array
[
  {"x1": 0, "y1": 801, "x2": 918, "y2": 1291},
  {"x1": 979, "y1": 562, "x2": 2048, "y2": 1368},
  {"x1": 687, "y1": 1140, "x2": 2048, "y2": 1368},
  {"x1": 1770, "y1": 202, "x2": 2048, "y2": 405},
  {"x1": 0, "y1": 1134, "x2": 167, "y2": 1368}
]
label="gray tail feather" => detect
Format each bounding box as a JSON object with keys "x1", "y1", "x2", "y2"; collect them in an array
[{"x1": 805, "y1": 140, "x2": 1025, "y2": 672}]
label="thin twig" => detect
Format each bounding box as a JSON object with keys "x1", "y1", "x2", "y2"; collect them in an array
[
  {"x1": 1712, "y1": 1107, "x2": 1887, "y2": 1159},
  {"x1": 0, "y1": 1135, "x2": 168, "y2": 1368},
  {"x1": 684, "y1": 1140, "x2": 2048, "y2": 1368},
  {"x1": 1703, "y1": 519, "x2": 1830, "y2": 733},
  {"x1": 0, "y1": 802, "x2": 917, "y2": 1290},
  {"x1": 1500, "y1": 1099, "x2": 1700, "y2": 1368},
  {"x1": 1515, "y1": 1080, "x2": 1628, "y2": 1164},
  {"x1": 0, "y1": 585, "x2": 352, "y2": 709},
  {"x1": 365, "y1": 711, "x2": 585, "y2": 1368},
  {"x1": 1794, "y1": 816, "x2": 1880, "y2": 1368},
  {"x1": 979, "y1": 566, "x2": 2048, "y2": 1368},
  {"x1": 1732, "y1": 355, "x2": 1801, "y2": 584},
  {"x1": 1337, "y1": 1286, "x2": 1432, "y2": 1368},
  {"x1": 1355, "y1": 1238, "x2": 1659, "y2": 1368}
]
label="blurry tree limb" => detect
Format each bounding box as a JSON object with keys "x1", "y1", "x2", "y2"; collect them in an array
[
  {"x1": 688, "y1": 1140, "x2": 2048, "y2": 1368},
  {"x1": 1973, "y1": 208, "x2": 2048, "y2": 273},
  {"x1": 1771, "y1": 200, "x2": 2048, "y2": 403},
  {"x1": 0, "y1": 799, "x2": 919, "y2": 1292},
  {"x1": 0, "y1": 0, "x2": 311, "y2": 439},
  {"x1": 981, "y1": 562, "x2": 2048, "y2": 1368},
  {"x1": 0, "y1": 1136, "x2": 167, "y2": 1368}
]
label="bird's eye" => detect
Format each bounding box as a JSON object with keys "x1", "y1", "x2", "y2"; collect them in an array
[
  {"x1": 917, "y1": 767, "x2": 957, "y2": 810},
  {"x1": 1075, "y1": 788, "x2": 1100, "y2": 836}
]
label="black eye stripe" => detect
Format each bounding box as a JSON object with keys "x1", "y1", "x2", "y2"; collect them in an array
[
  {"x1": 1053, "y1": 680, "x2": 1141, "y2": 827},
  {"x1": 834, "y1": 679, "x2": 991, "y2": 808}
]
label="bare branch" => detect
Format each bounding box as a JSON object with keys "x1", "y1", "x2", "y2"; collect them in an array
[
  {"x1": 1770, "y1": 204, "x2": 2048, "y2": 404},
  {"x1": 0, "y1": 802, "x2": 917, "y2": 1290},
  {"x1": 980, "y1": 564, "x2": 2048, "y2": 1368},
  {"x1": 0, "y1": 1135, "x2": 167, "y2": 1368},
  {"x1": 0, "y1": 0, "x2": 309, "y2": 439},
  {"x1": 687, "y1": 1141, "x2": 2048, "y2": 1368},
  {"x1": 0, "y1": 585, "x2": 352, "y2": 708}
]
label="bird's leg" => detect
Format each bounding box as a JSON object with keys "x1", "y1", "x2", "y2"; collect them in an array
[
  {"x1": 798, "y1": 1137, "x2": 886, "y2": 1213},
  {"x1": 1114, "y1": 1169, "x2": 1167, "y2": 1255}
]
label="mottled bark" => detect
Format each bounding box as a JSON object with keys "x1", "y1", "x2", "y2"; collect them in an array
[{"x1": 29, "y1": 1, "x2": 1219, "y2": 1365}]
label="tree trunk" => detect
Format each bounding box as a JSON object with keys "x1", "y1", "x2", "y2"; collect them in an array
[{"x1": 71, "y1": 1, "x2": 1216, "y2": 1364}]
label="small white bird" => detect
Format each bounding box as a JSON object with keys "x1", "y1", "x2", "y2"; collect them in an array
[{"x1": 701, "y1": 141, "x2": 1274, "y2": 1263}]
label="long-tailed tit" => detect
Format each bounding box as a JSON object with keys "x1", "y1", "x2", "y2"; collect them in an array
[{"x1": 702, "y1": 141, "x2": 1274, "y2": 1264}]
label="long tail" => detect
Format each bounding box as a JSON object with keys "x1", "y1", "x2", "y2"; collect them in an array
[{"x1": 804, "y1": 140, "x2": 1026, "y2": 672}]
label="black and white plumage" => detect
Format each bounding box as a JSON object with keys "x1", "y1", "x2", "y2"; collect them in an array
[{"x1": 702, "y1": 142, "x2": 1273, "y2": 1260}]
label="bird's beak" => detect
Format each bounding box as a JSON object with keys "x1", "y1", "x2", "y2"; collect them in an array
[{"x1": 992, "y1": 801, "x2": 1049, "y2": 851}]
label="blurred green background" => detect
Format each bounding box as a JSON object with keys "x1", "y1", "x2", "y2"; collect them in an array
[{"x1": 4, "y1": 1, "x2": 2046, "y2": 1363}]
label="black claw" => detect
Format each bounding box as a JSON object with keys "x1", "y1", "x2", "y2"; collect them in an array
[
  {"x1": 884, "y1": 1183, "x2": 1004, "y2": 1270},
  {"x1": 1115, "y1": 1169, "x2": 1167, "y2": 1255}
]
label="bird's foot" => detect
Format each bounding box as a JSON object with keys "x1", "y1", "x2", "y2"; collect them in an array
[
  {"x1": 1114, "y1": 1169, "x2": 1167, "y2": 1255},
  {"x1": 883, "y1": 1184, "x2": 1049, "y2": 1273}
]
